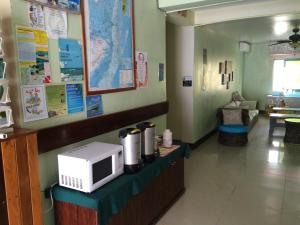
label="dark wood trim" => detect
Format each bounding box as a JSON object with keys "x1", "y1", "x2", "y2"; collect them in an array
[
  {"x1": 149, "y1": 188, "x2": 185, "y2": 225},
  {"x1": 189, "y1": 128, "x2": 217, "y2": 150},
  {"x1": 38, "y1": 102, "x2": 168, "y2": 154}
]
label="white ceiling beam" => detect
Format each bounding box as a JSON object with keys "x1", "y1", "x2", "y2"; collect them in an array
[
  {"x1": 194, "y1": 0, "x2": 300, "y2": 25},
  {"x1": 158, "y1": 0, "x2": 249, "y2": 13}
]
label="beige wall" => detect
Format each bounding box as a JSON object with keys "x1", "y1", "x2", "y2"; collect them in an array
[
  {"x1": 166, "y1": 23, "x2": 194, "y2": 143},
  {"x1": 167, "y1": 23, "x2": 243, "y2": 144}
]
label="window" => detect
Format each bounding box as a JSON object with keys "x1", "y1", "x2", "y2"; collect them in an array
[{"x1": 273, "y1": 59, "x2": 300, "y2": 96}]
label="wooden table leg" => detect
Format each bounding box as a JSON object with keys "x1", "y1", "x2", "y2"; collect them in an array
[{"x1": 269, "y1": 117, "x2": 275, "y2": 136}]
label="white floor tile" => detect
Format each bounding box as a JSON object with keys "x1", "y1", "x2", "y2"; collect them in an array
[{"x1": 156, "y1": 116, "x2": 300, "y2": 225}]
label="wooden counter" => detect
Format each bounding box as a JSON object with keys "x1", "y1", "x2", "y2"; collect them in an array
[{"x1": 0, "y1": 129, "x2": 43, "y2": 225}]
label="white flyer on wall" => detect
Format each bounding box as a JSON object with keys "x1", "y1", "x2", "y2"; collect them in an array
[
  {"x1": 21, "y1": 85, "x2": 48, "y2": 122},
  {"x1": 136, "y1": 51, "x2": 148, "y2": 88},
  {"x1": 28, "y1": 3, "x2": 45, "y2": 30},
  {"x1": 44, "y1": 7, "x2": 67, "y2": 39}
]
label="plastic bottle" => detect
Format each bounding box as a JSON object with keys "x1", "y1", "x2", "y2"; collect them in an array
[{"x1": 163, "y1": 129, "x2": 172, "y2": 147}]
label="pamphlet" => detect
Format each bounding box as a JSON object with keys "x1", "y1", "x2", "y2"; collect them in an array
[
  {"x1": 136, "y1": 51, "x2": 148, "y2": 88},
  {"x1": 159, "y1": 145, "x2": 180, "y2": 157},
  {"x1": 66, "y1": 83, "x2": 84, "y2": 114},
  {"x1": 16, "y1": 26, "x2": 51, "y2": 84},
  {"x1": 21, "y1": 85, "x2": 48, "y2": 122},
  {"x1": 28, "y1": 3, "x2": 45, "y2": 30},
  {"x1": 86, "y1": 95, "x2": 103, "y2": 118},
  {"x1": 46, "y1": 85, "x2": 67, "y2": 118},
  {"x1": 59, "y1": 38, "x2": 83, "y2": 82},
  {"x1": 44, "y1": 7, "x2": 67, "y2": 39}
]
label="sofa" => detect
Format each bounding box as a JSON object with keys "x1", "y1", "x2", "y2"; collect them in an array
[{"x1": 216, "y1": 100, "x2": 259, "y2": 146}]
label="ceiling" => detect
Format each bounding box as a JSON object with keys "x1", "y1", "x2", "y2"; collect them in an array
[
  {"x1": 164, "y1": 0, "x2": 300, "y2": 44},
  {"x1": 201, "y1": 14, "x2": 300, "y2": 44}
]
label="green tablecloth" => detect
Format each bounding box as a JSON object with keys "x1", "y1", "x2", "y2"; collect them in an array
[{"x1": 53, "y1": 142, "x2": 191, "y2": 225}]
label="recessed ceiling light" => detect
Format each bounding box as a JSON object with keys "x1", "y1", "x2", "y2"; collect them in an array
[{"x1": 274, "y1": 21, "x2": 288, "y2": 35}]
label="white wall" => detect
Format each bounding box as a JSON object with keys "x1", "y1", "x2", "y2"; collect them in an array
[{"x1": 166, "y1": 23, "x2": 194, "y2": 143}]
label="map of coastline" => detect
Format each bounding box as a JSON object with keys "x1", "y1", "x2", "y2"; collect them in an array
[{"x1": 87, "y1": 0, "x2": 134, "y2": 91}]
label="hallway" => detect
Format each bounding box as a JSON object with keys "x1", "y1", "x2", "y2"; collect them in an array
[{"x1": 157, "y1": 116, "x2": 300, "y2": 225}]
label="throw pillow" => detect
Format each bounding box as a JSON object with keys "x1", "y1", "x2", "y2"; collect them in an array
[
  {"x1": 224, "y1": 101, "x2": 238, "y2": 108},
  {"x1": 235, "y1": 101, "x2": 241, "y2": 107},
  {"x1": 222, "y1": 109, "x2": 243, "y2": 125},
  {"x1": 232, "y1": 91, "x2": 245, "y2": 101}
]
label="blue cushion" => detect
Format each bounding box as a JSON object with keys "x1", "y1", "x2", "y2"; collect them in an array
[{"x1": 219, "y1": 125, "x2": 248, "y2": 133}]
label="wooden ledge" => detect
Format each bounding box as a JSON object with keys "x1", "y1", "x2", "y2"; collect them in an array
[{"x1": 37, "y1": 102, "x2": 168, "y2": 154}]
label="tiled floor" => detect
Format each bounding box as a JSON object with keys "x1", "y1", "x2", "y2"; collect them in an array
[{"x1": 157, "y1": 116, "x2": 300, "y2": 225}]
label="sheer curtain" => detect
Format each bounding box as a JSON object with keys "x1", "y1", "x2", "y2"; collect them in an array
[{"x1": 273, "y1": 59, "x2": 300, "y2": 94}]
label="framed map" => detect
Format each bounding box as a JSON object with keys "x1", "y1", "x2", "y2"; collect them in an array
[{"x1": 82, "y1": 0, "x2": 136, "y2": 95}]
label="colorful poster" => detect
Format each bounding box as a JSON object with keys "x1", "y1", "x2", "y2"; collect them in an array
[
  {"x1": 21, "y1": 85, "x2": 48, "y2": 122},
  {"x1": 45, "y1": 85, "x2": 66, "y2": 118},
  {"x1": 28, "y1": 3, "x2": 45, "y2": 30},
  {"x1": 59, "y1": 38, "x2": 84, "y2": 82},
  {"x1": 59, "y1": 0, "x2": 80, "y2": 12},
  {"x1": 16, "y1": 26, "x2": 51, "y2": 84},
  {"x1": 136, "y1": 51, "x2": 148, "y2": 87},
  {"x1": 44, "y1": 7, "x2": 67, "y2": 39},
  {"x1": 86, "y1": 95, "x2": 103, "y2": 118},
  {"x1": 27, "y1": 0, "x2": 80, "y2": 13},
  {"x1": 66, "y1": 83, "x2": 84, "y2": 114}
]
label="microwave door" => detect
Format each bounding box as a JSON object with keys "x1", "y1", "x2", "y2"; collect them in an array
[{"x1": 92, "y1": 156, "x2": 113, "y2": 184}]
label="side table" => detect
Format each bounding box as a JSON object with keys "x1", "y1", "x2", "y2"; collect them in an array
[{"x1": 284, "y1": 118, "x2": 300, "y2": 144}]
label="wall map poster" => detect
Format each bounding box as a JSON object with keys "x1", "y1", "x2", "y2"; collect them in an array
[{"x1": 83, "y1": 0, "x2": 135, "y2": 94}]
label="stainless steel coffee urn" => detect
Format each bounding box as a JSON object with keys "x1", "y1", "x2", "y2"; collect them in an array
[
  {"x1": 119, "y1": 128, "x2": 142, "y2": 173},
  {"x1": 136, "y1": 122, "x2": 156, "y2": 163}
]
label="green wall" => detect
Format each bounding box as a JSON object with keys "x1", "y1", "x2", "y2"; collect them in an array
[
  {"x1": 9, "y1": 1, "x2": 167, "y2": 225},
  {"x1": 193, "y1": 26, "x2": 243, "y2": 141},
  {"x1": 242, "y1": 43, "x2": 273, "y2": 110},
  {"x1": 10, "y1": 0, "x2": 166, "y2": 129}
]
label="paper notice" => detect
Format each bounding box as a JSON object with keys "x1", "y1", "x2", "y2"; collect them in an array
[
  {"x1": 136, "y1": 51, "x2": 148, "y2": 88},
  {"x1": 44, "y1": 7, "x2": 68, "y2": 39},
  {"x1": 28, "y1": 3, "x2": 45, "y2": 30},
  {"x1": 21, "y1": 85, "x2": 48, "y2": 122}
]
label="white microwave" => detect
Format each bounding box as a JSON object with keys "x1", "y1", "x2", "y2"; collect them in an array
[{"x1": 58, "y1": 142, "x2": 124, "y2": 193}]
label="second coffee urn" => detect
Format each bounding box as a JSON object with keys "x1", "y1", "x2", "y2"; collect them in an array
[{"x1": 136, "y1": 122, "x2": 156, "y2": 163}]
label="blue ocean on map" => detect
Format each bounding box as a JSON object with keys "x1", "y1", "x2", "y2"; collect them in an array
[{"x1": 88, "y1": 0, "x2": 133, "y2": 90}]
